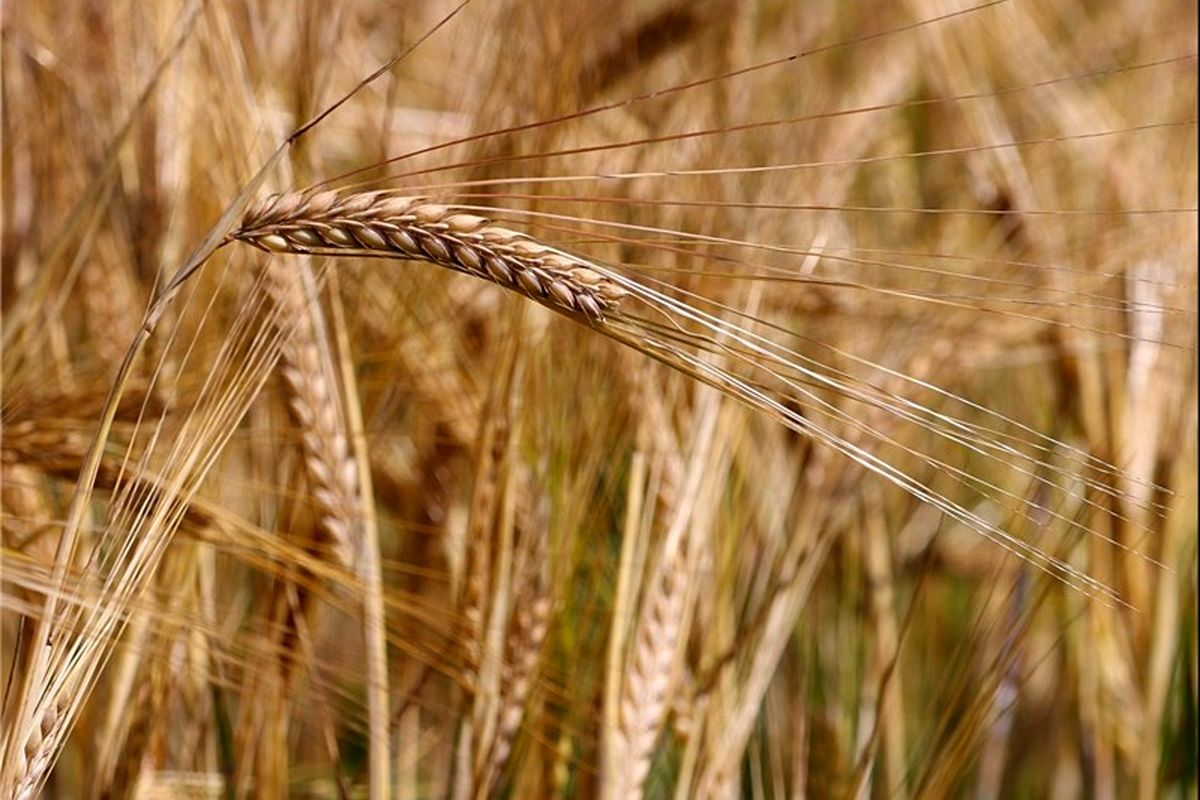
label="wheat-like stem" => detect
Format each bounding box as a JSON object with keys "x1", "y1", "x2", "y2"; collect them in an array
[
  {"x1": 473, "y1": 476, "x2": 551, "y2": 795},
  {"x1": 612, "y1": 545, "x2": 692, "y2": 798},
  {"x1": 455, "y1": 334, "x2": 529, "y2": 800},
  {"x1": 262, "y1": 261, "x2": 361, "y2": 570},
  {"x1": 326, "y1": 269, "x2": 393, "y2": 800},
  {"x1": 606, "y1": 392, "x2": 722, "y2": 799}
]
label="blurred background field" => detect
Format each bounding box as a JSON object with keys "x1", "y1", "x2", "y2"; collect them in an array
[{"x1": 1, "y1": 1, "x2": 1196, "y2": 798}]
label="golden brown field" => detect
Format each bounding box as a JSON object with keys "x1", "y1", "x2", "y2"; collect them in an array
[{"x1": 1, "y1": 1, "x2": 1196, "y2": 798}]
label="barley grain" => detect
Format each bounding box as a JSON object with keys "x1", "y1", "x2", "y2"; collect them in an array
[{"x1": 234, "y1": 191, "x2": 629, "y2": 322}]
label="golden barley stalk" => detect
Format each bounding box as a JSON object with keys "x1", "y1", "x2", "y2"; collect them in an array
[
  {"x1": 233, "y1": 189, "x2": 629, "y2": 322},
  {"x1": 261, "y1": 261, "x2": 361, "y2": 570},
  {"x1": 231, "y1": 188, "x2": 1125, "y2": 604}
]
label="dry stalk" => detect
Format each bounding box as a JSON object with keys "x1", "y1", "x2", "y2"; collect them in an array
[
  {"x1": 606, "y1": 391, "x2": 721, "y2": 799},
  {"x1": 473, "y1": 473, "x2": 552, "y2": 795},
  {"x1": 600, "y1": 362, "x2": 686, "y2": 800},
  {"x1": 613, "y1": 539, "x2": 694, "y2": 798},
  {"x1": 261, "y1": 261, "x2": 361, "y2": 570},
  {"x1": 686, "y1": 446, "x2": 850, "y2": 799},
  {"x1": 91, "y1": 533, "x2": 206, "y2": 800},
  {"x1": 458, "y1": 409, "x2": 510, "y2": 693},
  {"x1": 454, "y1": 331, "x2": 526, "y2": 800}
]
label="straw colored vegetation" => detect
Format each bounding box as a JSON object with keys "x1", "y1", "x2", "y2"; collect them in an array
[{"x1": 1, "y1": 1, "x2": 1196, "y2": 798}]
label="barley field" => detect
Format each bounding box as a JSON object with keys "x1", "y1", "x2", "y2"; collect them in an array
[{"x1": 1, "y1": 1, "x2": 1196, "y2": 798}]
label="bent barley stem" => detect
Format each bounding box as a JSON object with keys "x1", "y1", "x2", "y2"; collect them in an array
[{"x1": 232, "y1": 189, "x2": 1128, "y2": 604}]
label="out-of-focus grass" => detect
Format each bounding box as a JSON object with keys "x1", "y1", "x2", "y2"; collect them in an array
[{"x1": 1, "y1": 1, "x2": 1195, "y2": 798}]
